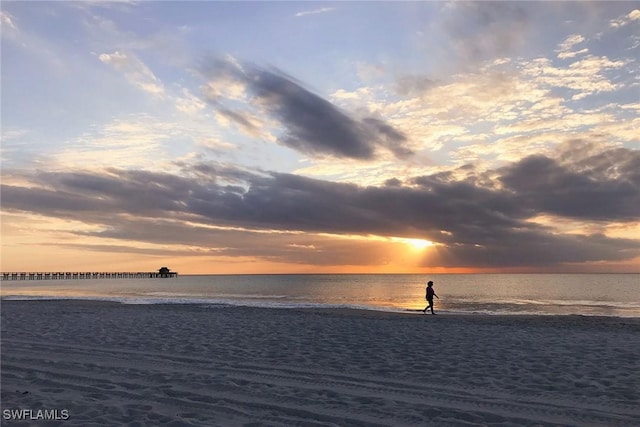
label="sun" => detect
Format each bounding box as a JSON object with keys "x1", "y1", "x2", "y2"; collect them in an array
[
  {"x1": 407, "y1": 238, "x2": 434, "y2": 250},
  {"x1": 393, "y1": 237, "x2": 434, "y2": 250}
]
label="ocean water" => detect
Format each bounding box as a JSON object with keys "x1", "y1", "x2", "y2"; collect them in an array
[{"x1": 1, "y1": 274, "x2": 639, "y2": 317}]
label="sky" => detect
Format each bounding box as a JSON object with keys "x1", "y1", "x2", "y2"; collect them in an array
[{"x1": 1, "y1": 1, "x2": 639, "y2": 274}]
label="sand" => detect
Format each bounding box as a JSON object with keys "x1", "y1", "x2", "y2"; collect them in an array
[{"x1": 1, "y1": 300, "x2": 639, "y2": 426}]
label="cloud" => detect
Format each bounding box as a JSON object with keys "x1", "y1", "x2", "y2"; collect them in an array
[
  {"x1": 200, "y1": 59, "x2": 412, "y2": 160},
  {"x1": 54, "y1": 218, "x2": 412, "y2": 267},
  {"x1": 46, "y1": 115, "x2": 183, "y2": 170},
  {"x1": 609, "y1": 9, "x2": 640, "y2": 28},
  {"x1": 99, "y1": 50, "x2": 164, "y2": 95},
  {"x1": 0, "y1": 10, "x2": 18, "y2": 32},
  {"x1": 380, "y1": 42, "x2": 635, "y2": 172},
  {"x1": 295, "y1": 7, "x2": 335, "y2": 18},
  {"x1": 2, "y1": 143, "x2": 638, "y2": 269},
  {"x1": 499, "y1": 152, "x2": 640, "y2": 222},
  {"x1": 174, "y1": 88, "x2": 206, "y2": 115},
  {"x1": 440, "y1": 2, "x2": 530, "y2": 68},
  {"x1": 214, "y1": 108, "x2": 262, "y2": 136},
  {"x1": 395, "y1": 75, "x2": 437, "y2": 97},
  {"x1": 556, "y1": 34, "x2": 589, "y2": 59}
]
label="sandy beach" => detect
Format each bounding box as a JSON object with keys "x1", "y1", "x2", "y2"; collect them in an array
[{"x1": 1, "y1": 301, "x2": 639, "y2": 426}]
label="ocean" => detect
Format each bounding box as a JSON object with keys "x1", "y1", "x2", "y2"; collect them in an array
[{"x1": 1, "y1": 274, "x2": 638, "y2": 317}]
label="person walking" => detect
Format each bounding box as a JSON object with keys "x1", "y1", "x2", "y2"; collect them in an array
[{"x1": 423, "y1": 280, "x2": 439, "y2": 314}]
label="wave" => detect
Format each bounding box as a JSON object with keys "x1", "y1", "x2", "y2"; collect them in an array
[
  {"x1": 0, "y1": 294, "x2": 399, "y2": 314},
  {"x1": 3, "y1": 294, "x2": 639, "y2": 318},
  {"x1": 141, "y1": 292, "x2": 298, "y2": 300}
]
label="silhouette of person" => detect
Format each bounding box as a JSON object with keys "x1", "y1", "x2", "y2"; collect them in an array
[{"x1": 423, "y1": 280, "x2": 439, "y2": 314}]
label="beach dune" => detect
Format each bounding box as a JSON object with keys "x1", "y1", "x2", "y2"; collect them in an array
[{"x1": 1, "y1": 300, "x2": 639, "y2": 426}]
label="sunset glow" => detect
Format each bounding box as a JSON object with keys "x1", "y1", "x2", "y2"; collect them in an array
[
  {"x1": 1, "y1": 2, "x2": 639, "y2": 273},
  {"x1": 395, "y1": 238, "x2": 435, "y2": 251}
]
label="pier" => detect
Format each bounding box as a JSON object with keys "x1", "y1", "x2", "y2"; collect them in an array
[{"x1": 0, "y1": 267, "x2": 178, "y2": 281}]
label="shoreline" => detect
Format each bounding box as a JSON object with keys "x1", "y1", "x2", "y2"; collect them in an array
[
  {"x1": 2, "y1": 300, "x2": 639, "y2": 426},
  {"x1": 2, "y1": 296, "x2": 640, "y2": 319},
  {"x1": 4, "y1": 299, "x2": 639, "y2": 329},
  {"x1": 3, "y1": 272, "x2": 639, "y2": 318}
]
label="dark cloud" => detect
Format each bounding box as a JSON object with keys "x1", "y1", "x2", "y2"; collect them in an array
[
  {"x1": 2, "y1": 146, "x2": 639, "y2": 268},
  {"x1": 500, "y1": 151, "x2": 640, "y2": 221},
  {"x1": 431, "y1": 231, "x2": 639, "y2": 269},
  {"x1": 441, "y1": 2, "x2": 530, "y2": 68},
  {"x1": 201, "y1": 59, "x2": 412, "y2": 160},
  {"x1": 67, "y1": 217, "x2": 402, "y2": 267},
  {"x1": 216, "y1": 108, "x2": 260, "y2": 135},
  {"x1": 362, "y1": 118, "x2": 413, "y2": 158}
]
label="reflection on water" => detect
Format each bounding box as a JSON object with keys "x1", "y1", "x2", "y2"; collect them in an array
[{"x1": 2, "y1": 274, "x2": 639, "y2": 317}]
